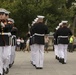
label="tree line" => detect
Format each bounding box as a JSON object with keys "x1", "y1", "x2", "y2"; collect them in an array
[{"x1": 0, "y1": 0, "x2": 76, "y2": 37}]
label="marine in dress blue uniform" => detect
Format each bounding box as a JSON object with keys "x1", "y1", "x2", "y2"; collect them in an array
[
  {"x1": 31, "y1": 15, "x2": 48, "y2": 69},
  {"x1": 55, "y1": 21, "x2": 72, "y2": 64},
  {"x1": 0, "y1": 8, "x2": 6, "y2": 75},
  {"x1": 53, "y1": 23, "x2": 63, "y2": 60},
  {"x1": 53, "y1": 28, "x2": 59, "y2": 60},
  {"x1": 0, "y1": 8, "x2": 11, "y2": 75},
  {"x1": 30, "y1": 19, "x2": 38, "y2": 66},
  {"x1": 9, "y1": 18, "x2": 18, "y2": 68}
]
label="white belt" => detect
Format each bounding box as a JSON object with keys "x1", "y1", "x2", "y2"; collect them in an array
[
  {"x1": 30, "y1": 33, "x2": 44, "y2": 38},
  {"x1": 33, "y1": 33, "x2": 44, "y2": 36},
  {"x1": 0, "y1": 32, "x2": 11, "y2": 36},
  {"x1": 58, "y1": 36, "x2": 68, "y2": 38}
]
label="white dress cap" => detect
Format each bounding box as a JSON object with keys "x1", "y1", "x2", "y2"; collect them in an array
[
  {"x1": 0, "y1": 8, "x2": 6, "y2": 13},
  {"x1": 0, "y1": 8, "x2": 10, "y2": 15},
  {"x1": 5, "y1": 10, "x2": 10, "y2": 15},
  {"x1": 62, "y1": 21, "x2": 68, "y2": 24},
  {"x1": 8, "y1": 18, "x2": 14, "y2": 23},
  {"x1": 37, "y1": 15, "x2": 45, "y2": 19}
]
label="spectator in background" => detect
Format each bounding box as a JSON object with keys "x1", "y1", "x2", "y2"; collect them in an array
[
  {"x1": 25, "y1": 38, "x2": 30, "y2": 52},
  {"x1": 16, "y1": 37, "x2": 21, "y2": 51},
  {"x1": 24, "y1": 31, "x2": 30, "y2": 52},
  {"x1": 20, "y1": 38, "x2": 24, "y2": 51},
  {"x1": 73, "y1": 36, "x2": 76, "y2": 51},
  {"x1": 68, "y1": 35, "x2": 74, "y2": 52},
  {"x1": 44, "y1": 35, "x2": 49, "y2": 53}
]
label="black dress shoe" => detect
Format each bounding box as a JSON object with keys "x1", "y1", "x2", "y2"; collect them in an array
[
  {"x1": 57, "y1": 57, "x2": 59, "y2": 60},
  {"x1": 35, "y1": 67, "x2": 43, "y2": 69},
  {"x1": 62, "y1": 62, "x2": 66, "y2": 64},
  {"x1": 39, "y1": 67, "x2": 43, "y2": 69},
  {"x1": 0, "y1": 73, "x2": 1, "y2": 75},
  {"x1": 55, "y1": 56, "x2": 58, "y2": 59},
  {"x1": 5, "y1": 68, "x2": 9, "y2": 74},
  {"x1": 3, "y1": 68, "x2": 5, "y2": 75},
  {"x1": 9, "y1": 64, "x2": 12, "y2": 68},
  {"x1": 36, "y1": 67, "x2": 40, "y2": 69},
  {"x1": 59, "y1": 58, "x2": 62, "y2": 63},
  {"x1": 61, "y1": 59, "x2": 66, "y2": 64}
]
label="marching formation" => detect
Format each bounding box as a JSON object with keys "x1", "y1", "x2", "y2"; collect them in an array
[
  {"x1": 0, "y1": 8, "x2": 74, "y2": 75},
  {"x1": 27, "y1": 15, "x2": 73, "y2": 69},
  {"x1": 29, "y1": 15, "x2": 49, "y2": 69},
  {"x1": 0, "y1": 8, "x2": 18, "y2": 75},
  {"x1": 53, "y1": 21, "x2": 72, "y2": 64}
]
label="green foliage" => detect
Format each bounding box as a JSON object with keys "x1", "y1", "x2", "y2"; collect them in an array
[{"x1": 0, "y1": 0, "x2": 76, "y2": 37}]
